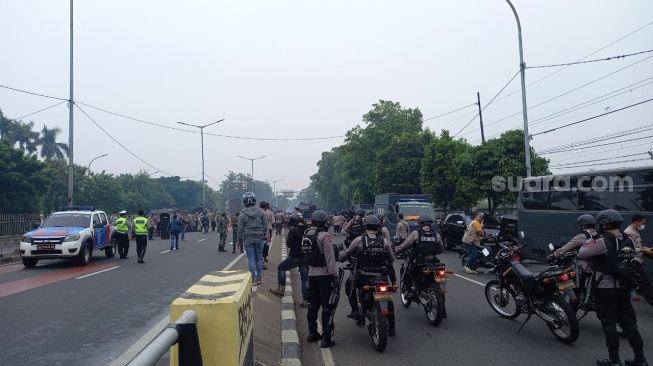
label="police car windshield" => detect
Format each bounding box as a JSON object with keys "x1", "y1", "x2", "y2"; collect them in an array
[
  {"x1": 398, "y1": 204, "x2": 435, "y2": 219},
  {"x1": 41, "y1": 213, "x2": 90, "y2": 228}
]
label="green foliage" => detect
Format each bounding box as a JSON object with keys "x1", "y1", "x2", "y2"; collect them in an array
[{"x1": 0, "y1": 142, "x2": 49, "y2": 213}]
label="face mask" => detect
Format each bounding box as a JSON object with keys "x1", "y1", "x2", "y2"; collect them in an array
[
  {"x1": 640, "y1": 224, "x2": 646, "y2": 231},
  {"x1": 421, "y1": 225, "x2": 430, "y2": 231}
]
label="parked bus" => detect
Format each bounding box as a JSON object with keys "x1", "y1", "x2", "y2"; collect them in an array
[{"x1": 518, "y1": 166, "x2": 652, "y2": 274}]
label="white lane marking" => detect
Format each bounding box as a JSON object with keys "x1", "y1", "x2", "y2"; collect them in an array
[
  {"x1": 196, "y1": 238, "x2": 206, "y2": 243},
  {"x1": 110, "y1": 252, "x2": 246, "y2": 365},
  {"x1": 160, "y1": 250, "x2": 171, "y2": 254},
  {"x1": 317, "y1": 319, "x2": 336, "y2": 366},
  {"x1": 453, "y1": 273, "x2": 486, "y2": 287},
  {"x1": 75, "y1": 266, "x2": 120, "y2": 279}
]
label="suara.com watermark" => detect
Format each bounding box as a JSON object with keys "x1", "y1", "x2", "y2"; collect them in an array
[{"x1": 491, "y1": 175, "x2": 635, "y2": 193}]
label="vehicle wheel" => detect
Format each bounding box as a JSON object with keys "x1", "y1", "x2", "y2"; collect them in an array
[
  {"x1": 76, "y1": 242, "x2": 92, "y2": 266},
  {"x1": 105, "y1": 237, "x2": 117, "y2": 258},
  {"x1": 424, "y1": 283, "x2": 445, "y2": 326},
  {"x1": 460, "y1": 252, "x2": 468, "y2": 267},
  {"x1": 443, "y1": 236, "x2": 450, "y2": 250},
  {"x1": 545, "y1": 295, "x2": 580, "y2": 344},
  {"x1": 370, "y1": 305, "x2": 388, "y2": 352},
  {"x1": 22, "y1": 258, "x2": 38, "y2": 268},
  {"x1": 399, "y1": 279, "x2": 412, "y2": 308},
  {"x1": 485, "y1": 280, "x2": 520, "y2": 319}
]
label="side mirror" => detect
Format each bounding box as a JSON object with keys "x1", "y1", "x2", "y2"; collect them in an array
[
  {"x1": 32, "y1": 223, "x2": 40, "y2": 230},
  {"x1": 548, "y1": 243, "x2": 555, "y2": 252},
  {"x1": 519, "y1": 231, "x2": 525, "y2": 240},
  {"x1": 482, "y1": 248, "x2": 490, "y2": 257}
]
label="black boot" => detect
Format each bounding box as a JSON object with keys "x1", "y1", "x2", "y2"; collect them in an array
[
  {"x1": 320, "y1": 334, "x2": 334, "y2": 348},
  {"x1": 598, "y1": 350, "x2": 623, "y2": 366},
  {"x1": 307, "y1": 324, "x2": 322, "y2": 343}
]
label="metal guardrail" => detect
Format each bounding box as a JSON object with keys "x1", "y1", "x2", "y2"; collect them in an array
[{"x1": 129, "y1": 310, "x2": 202, "y2": 366}]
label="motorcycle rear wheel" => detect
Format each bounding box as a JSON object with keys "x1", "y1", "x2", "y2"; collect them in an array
[
  {"x1": 424, "y1": 283, "x2": 445, "y2": 326},
  {"x1": 485, "y1": 280, "x2": 520, "y2": 319},
  {"x1": 370, "y1": 305, "x2": 388, "y2": 352},
  {"x1": 545, "y1": 295, "x2": 580, "y2": 344},
  {"x1": 400, "y1": 280, "x2": 412, "y2": 308}
]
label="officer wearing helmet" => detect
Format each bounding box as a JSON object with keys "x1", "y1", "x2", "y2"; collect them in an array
[
  {"x1": 304, "y1": 210, "x2": 338, "y2": 348},
  {"x1": 396, "y1": 215, "x2": 444, "y2": 298},
  {"x1": 552, "y1": 214, "x2": 598, "y2": 258},
  {"x1": 339, "y1": 214, "x2": 397, "y2": 336},
  {"x1": 270, "y1": 214, "x2": 309, "y2": 307},
  {"x1": 342, "y1": 209, "x2": 366, "y2": 248},
  {"x1": 376, "y1": 213, "x2": 391, "y2": 240},
  {"x1": 578, "y1": 209, "x2": 647, "y2": 366}
]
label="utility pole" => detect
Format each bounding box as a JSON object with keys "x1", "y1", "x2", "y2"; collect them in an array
[
  {"x1": 505, "y1": 0, "x2": 532, "y2": 177},
  {"x1": 270, "y1": 180, "x2": 283, "y2": 208},
  {"x1": 477, "y1": 92, "x2": 486, "y2": 144},
  {"x1": 67, "y1": 0, "x2": 74, "y2": 206},
  {"x1": 178, "y1": 119, "x2": 225, "y2": 208},
  {"x1": 237, "y1": 156, "x2": 266, "y2": 194}
]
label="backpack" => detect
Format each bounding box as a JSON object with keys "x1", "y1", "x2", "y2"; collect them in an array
[
  {"x1": 348, "y1": 216, "x2": 364, "y2": 239},
  {"x1": 359, "y1": 234, "x2": 389, "y2": 270},
  {"x1": 301, "y1": 227, "x2": 327, "y2": 267},
  {"x1": 591, "y1": 233, "x2": 640, "y2": 289}
]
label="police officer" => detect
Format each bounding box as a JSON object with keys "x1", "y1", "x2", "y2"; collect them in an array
[
  {"x1": 339, "y1": 215, "x2": 396, "y2": 336},
  {"x1": 115, "y1": 210, "x2": 130, "y2": 259},
  {"x1": 133, "y1": 210, "x2": 149, "y2": 263},
  {"x1": 376, "y1": 213, "x2": 391, "y2": 240},
  {"x1": 342, "y1": 209, "x2": 365, "y2": 248},
  {"x1": 396, "y1": 213, "x2": 409, "y2": 241},
  {"x1": 578, "y1": 209, "x2": 647, "y2": 366},
  {"x1": 217, "y1": 213, "x2": 227, "y2": 252},
  {"x1": 305, "y1": 210, "x2": 338, "y2": 348},
  {"x1": 395, "y1": 215, "x2": 445, "y2": 314},
  {"x1": 625, "y1": 214, "x2": 653, "y2": 308},
  {"x1": 553, "y1": 214, "x2": 598, "y2": 258}
]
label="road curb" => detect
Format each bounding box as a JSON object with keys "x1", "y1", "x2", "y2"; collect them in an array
[{"x1": 280, "y1": 242, "x2": 302, "y2": 366}]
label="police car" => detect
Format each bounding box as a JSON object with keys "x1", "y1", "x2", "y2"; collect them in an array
[{"x1": 19, "y1": 207, "x2": 117, "y2": 268}]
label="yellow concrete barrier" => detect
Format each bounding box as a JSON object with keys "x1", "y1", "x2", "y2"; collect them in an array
[{"x1": 170, "y1": 270, "x2": 253, "y2": 366}]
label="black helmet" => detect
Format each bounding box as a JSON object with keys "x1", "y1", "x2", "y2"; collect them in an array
[
  {"x1": 288, "y1": 214, "x2": 304, "y2": 227},
  {"x1": 355, "y1": 208, "x2": 365, "y2": 216},
  {"x1": 311, "y1": 210, "x2": 327, "y2": 226},
  {"x1": 418, "y1": 215, "x2": 434, "y2": 225},
  {"x1": 243, "y1": 192, "x2": 256, "y2": 206},
  {"x1": 576, "y1": 214, "x2": 597, "y2": 228},
  {"x1": 596, "y1": 209, "x2": 623, "y2": 228},
  {"x1": 364, "y1": 214, "x2": 380, "y2": 229},
  {"x1": 375, "y1": 213, "x2": 384, "y2": 222}
]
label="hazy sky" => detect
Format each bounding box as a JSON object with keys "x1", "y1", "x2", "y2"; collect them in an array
[{"x1": 2, "y1": 0, "x2": 652, "y2": 194}]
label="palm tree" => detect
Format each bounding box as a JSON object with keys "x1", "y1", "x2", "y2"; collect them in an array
[{"x1": 39, "y1": 125, "x2": 69, "y2": 160}]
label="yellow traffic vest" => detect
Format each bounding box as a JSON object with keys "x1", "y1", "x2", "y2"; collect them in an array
[
  {"x1": 133, "y1": 216, "x2": 149, "y2": 235},
  {"x1": 115, "y1": 217, "x2": 128, "y2": 234}
]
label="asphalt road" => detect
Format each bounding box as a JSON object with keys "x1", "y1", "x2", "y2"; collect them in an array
[
  {"x1": 0, "y1": 230, "x2": 245, "y2": 366},
  {"x1": 295, "y1": 234, "x2": 653, "y2": 366}
]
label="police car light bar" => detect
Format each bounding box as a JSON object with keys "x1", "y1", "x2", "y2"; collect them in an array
[
  {"x1": 397, "y1": 198, "x2": 428, "y2": 203},
  {"x1": 58, "y1": 206, "x2": 96, "y2": 212}
]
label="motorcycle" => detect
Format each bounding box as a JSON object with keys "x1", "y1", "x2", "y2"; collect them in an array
[
  {"x1": 546, "y1": 243, "x2": 595, "y2": 319},
  {"x1": 484, "y1": 243, "x2": 580, "y2": 344},
  {"x1": 344, "y1": 263, "x2": 397, "y2": 352},
  {"x1": 459, "y1": 238, "x2": 501, "y2": 273},
  {"x1": 399, "y1": 249, "x2": 450, "y2": 326}
]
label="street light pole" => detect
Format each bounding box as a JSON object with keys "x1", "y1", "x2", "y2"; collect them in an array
[
  {"x1": 67, "y1": 0, "x2": 74, "y2": 206},
  {"x1": 270, "y1": 180, "x2": 283, "y2": 208},
  {"x1": 178, "y1": 119, "x2": 225, "y2": 208},
  {"x1": 237, "y1": 155, "x2": 266, "y2": 194},
  {"x1": 87, "y1": 153, "x2": 108, "y2": 173},
  {"x1": 505, "y1": 0, "x2": 532, "y2": 177}
]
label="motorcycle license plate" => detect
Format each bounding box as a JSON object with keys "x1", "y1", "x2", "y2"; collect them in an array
[
  {"x1": 435, "y1": 277, "x2": 447, "y2": 283},
  {"x1": 37, "y1": 245, "x2": 55, "y2": 250},
  {"x1": 557, "y1": 281, "x2": 575, "y2": 291},
  {"x1": 373, "y1": 293, "x2": 393, "y2": 301}
]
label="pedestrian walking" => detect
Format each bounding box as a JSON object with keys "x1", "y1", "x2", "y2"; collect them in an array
[
  {"x1": 462, "y1": 212, "x2": 485, "y2": 274},
  {"x1": 261, "y1": 201, "x2": 274, "y2": 269},
  {"x1": 181, "y1": 213, "x2": 188, "y2": 241},
  {"x1": 217, "y1": 212, "x2": 227, "y2": 252},
  {"x1": 133, "y1": 210, "x2": 149, "y2": 263},
  {"x1": 275, "y1": 210, "x2": 284, "y2": 235},
  {"x1": 168, "y1": 214, "x2": 183, "y2": 250},
  {"x1": 270, "y1": 214, "x2": 309, "y2": 307},
  {"x1": 232, "y1": 212, "x2": 243, "y2": 253},
  {"x1": 114, "y1": 210, "x2": 130, "y2": 259},
  {"x1": 148, "y1": 214, "x2": 156, "y2": 240},
  {"x1": 237, "y1": 192, "x2": 268, "y2": 284},
  {"x1": 202, "y1": 212, "x2": 210, "y2": 234}
]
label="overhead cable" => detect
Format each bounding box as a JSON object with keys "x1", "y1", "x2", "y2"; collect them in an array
[
  {"x1": 15, "y1": 101, "x2": 68, "y2": 120},
  {"x1": 528, "y1": 49, "x2": 653, "y2": 69}
]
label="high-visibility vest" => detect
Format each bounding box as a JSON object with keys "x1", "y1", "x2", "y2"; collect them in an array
[
  {"x1": 115, "y1": 217, "x2": 128, "y2": 234},
  {"x1": 133, "y1": 216, "x2": 149, "y2": 235}
]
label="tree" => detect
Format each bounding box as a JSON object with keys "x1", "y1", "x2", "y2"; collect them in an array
[
  {"x1": 39, "y1": 125, "x2": 69, "y2": 160},
  {"x1": 0, "y1": 111, "x2": 39, "y2": 155},
  {"x1": 377, "y1": 131, "x2": 430, "y2": 194},
  {"x1": 0, "y1": 142, "x2": 50, "y2": 213}
]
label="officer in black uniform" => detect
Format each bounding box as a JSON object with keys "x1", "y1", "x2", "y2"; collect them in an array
[
  {"x1": 342, "y1": 209, "x2": 365, "y2": 248},
  {"x1": 578, "y1": 209, "x2": 647, "y2": 366},
  {"x1": 339, "y1": 215, "x2": 396, "y2": 336}
]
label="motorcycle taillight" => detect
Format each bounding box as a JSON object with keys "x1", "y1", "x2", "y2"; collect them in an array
[
  {"x1": 378, "y1": 284, "x2": 388, "y2": 292},
  {"x1": 557, "y1": 274, "x2": 570, "y2": 282},
  {"x1": 436, "y1": 269, "x2": 446, "y2": 277}
]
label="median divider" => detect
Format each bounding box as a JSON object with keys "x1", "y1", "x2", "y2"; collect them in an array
[{"x1": 170, "y1": 269, "x2": 254, "y2": 366}]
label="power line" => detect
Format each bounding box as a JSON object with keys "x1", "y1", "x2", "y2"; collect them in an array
[
  {"x1": 14, "y1": 101, "x2": 67, "y2": 120},
  {"x1": 74, "y1": 103, "x2": 179, "y2": 177},
  {"x1": 531, "y1": 98, "x2": 653, "y2": 136},
  {"x1": 528, "y1": 49, "x2": 653, "y2": 69},
  {"x1": 538, "y1": 124, "x2": 653, "y2": 153},
  {"x1": 493, "y1": 19, "x2": 653, "y2": 104},
  {"x1": 423, "y1": 103, "x2": 477, "y2": 122},
  {"x1": 453, "y1": 70, "x2": 520, "y2": 137},
  {"x1": 550, "y1": 152, "x2": 650, "y2": 168},
  {"x1": 551, "y1": 157, "x2": 652, "y2": 170},
  {"x1": 540, "y1": 134, "x2": 653, "y2": 155},
  {"x1": 0, "y1": 83, "x2": 68, "y2": 101},
  {"x1": 551, "y1": 140, "x2": 653, "y2": 163}
]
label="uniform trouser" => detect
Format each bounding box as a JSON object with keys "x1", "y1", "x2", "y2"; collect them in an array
[
  {"x1": 635, "y1": 264, "x2": 653, "y2": 307},
  {"x1": 218, "y1": 231, "x2": 226, "y2": 250},
  {"x1": 116, "y1": 233, "x2": 129, "y2": 258},
  {"x1": 594, "y1": 288, "x2": 645, "y2": 359},
  {"x1": 148, "y1": 227, "x2": 154, "y2": 240},
  {"x1": 345, "y1": 272, "x2": 395, "y2": 329},
  {"x1": 135, "y1": 235, "x2": 148, "y2": 260},
  {"x1": 308, "y1": 275, "x2": 334, "y2": 338}
]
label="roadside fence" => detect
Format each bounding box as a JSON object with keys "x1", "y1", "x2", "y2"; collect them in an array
[{"x1": 0, "y1": 213, "x2": 42, "y2": 236}]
